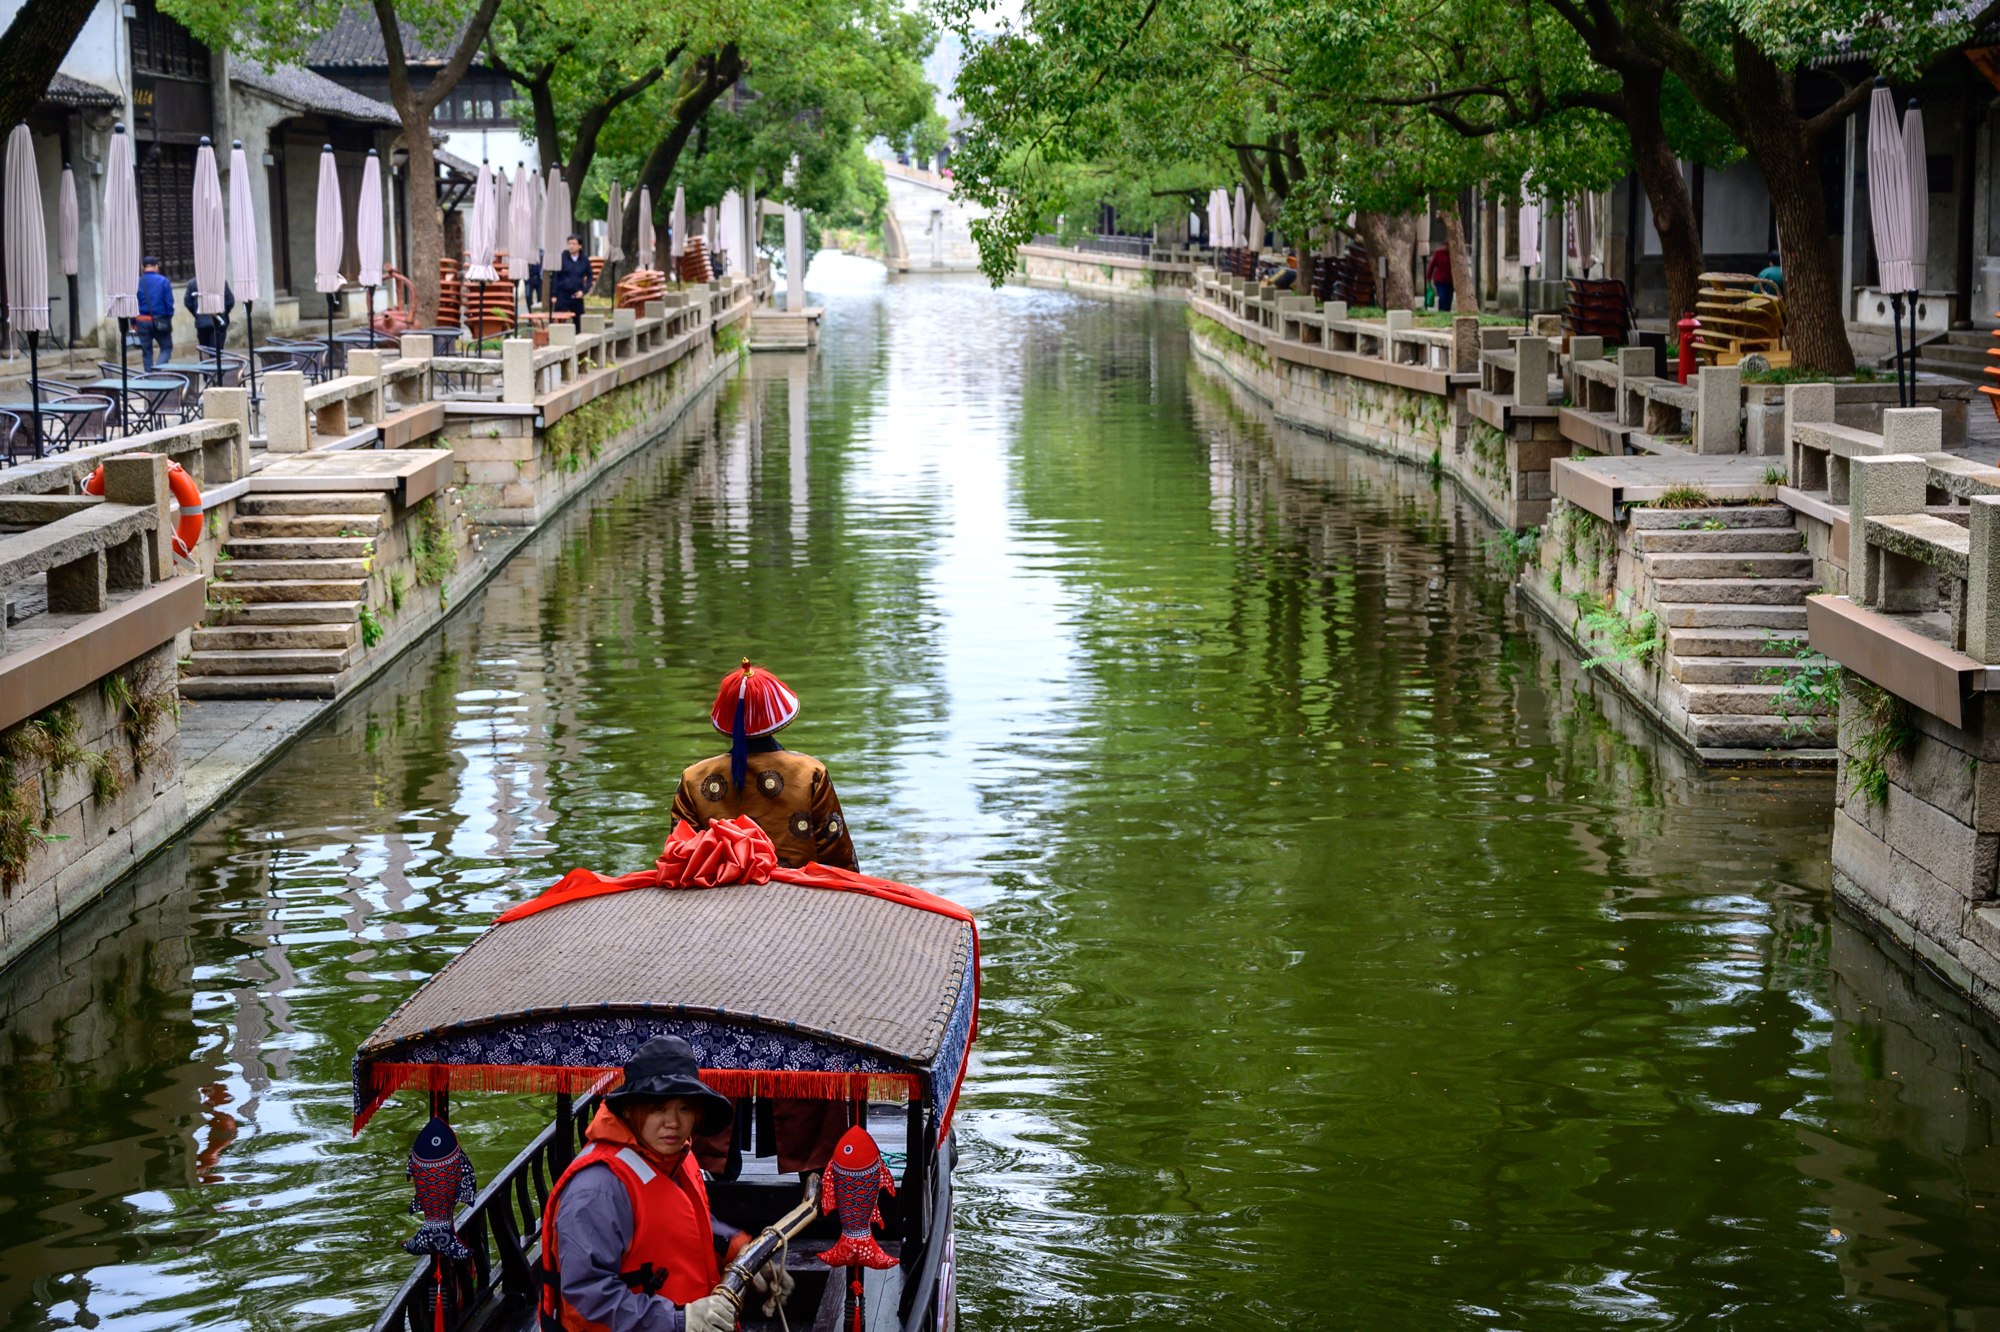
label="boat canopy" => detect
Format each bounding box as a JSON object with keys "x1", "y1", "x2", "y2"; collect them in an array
[{"x1": 353, "y1": 880, "x2": 977, "y2": 1135}]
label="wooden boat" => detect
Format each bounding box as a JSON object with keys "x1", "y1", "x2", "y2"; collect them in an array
[{"x1": 356, "y1": 874, "x2": 977, "y2": 1332}]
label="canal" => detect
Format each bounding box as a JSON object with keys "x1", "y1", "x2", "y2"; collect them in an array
[{"x1": 3, "y1": 260, "x2": 1998, "y2": 1331}]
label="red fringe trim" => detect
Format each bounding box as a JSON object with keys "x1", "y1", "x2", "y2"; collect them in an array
[{"x1": 354, "y1": 1063, "x2": 917, "y2": 1134}]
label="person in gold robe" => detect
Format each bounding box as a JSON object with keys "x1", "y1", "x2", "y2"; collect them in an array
[{"x1": 669, "y1": 661, "x2": 858, "y2": 871}]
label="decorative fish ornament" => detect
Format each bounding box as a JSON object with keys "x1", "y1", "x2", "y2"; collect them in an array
[
  {"x1": 403, "y1": 1115, "x2": 477, "y2": 1258},
  {"x1": 817, "y1": 1124, "x2": 897, "y2": 1269}
]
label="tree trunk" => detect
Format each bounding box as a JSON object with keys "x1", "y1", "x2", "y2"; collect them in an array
[
  {"x1": 1729, "y1": 42, "x2": 1853, "y2": 372},
  {"x1": 621, "y1": 47, "x2": 742, "y2": 268},
  {"x1": 1440, "y1": 202, "x2": 1474, "y2": 304},
  {"x1": 376, "y1": 0, "x2": 503, "y2": 329},
  {"x1": 0, "y1": 0, "x2": 101, "y2": 131},
  {"x1": 399, "y1": 118, "x2": 444, "y2": 328},
  {"x1": 1620, "y1": 65, "x2": 1705, "y2": 331},
  {"x1": 1356, "y1": 211, "x2": 1418, "y2": 309}
]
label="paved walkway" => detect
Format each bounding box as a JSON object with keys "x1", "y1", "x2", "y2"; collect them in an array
[{"x1": 181, "y1": 698, "x2": 328, "y2": 817}]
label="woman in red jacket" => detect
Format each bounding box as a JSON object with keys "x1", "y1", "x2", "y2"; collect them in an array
[
  {"x1": 540, "y1": 1038, "x2": 793, "y2": 1332},
  {"x1": 1427, "y1": 245, "x2": 1455, "y2": 312}
]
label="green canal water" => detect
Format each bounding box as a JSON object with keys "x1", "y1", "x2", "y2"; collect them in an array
[{"x1": 4, "y1": 261, "x2": 1999, "y2": 1331}]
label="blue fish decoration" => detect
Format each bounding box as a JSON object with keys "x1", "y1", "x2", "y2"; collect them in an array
[{"x1": 404, "y1": 1115, "x2": 477, "y2": 1258}]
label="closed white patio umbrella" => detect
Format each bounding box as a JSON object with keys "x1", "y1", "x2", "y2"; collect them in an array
[
  {"x1": 465, "y1": 161, "x2": 498, "y2": 354},
  {"x1": 357, "y1": 148, "x2": 384, "y2": 343},
  {"x1": 58, "y1": 161, "x2": 78, "y2": 366},
  {"x1": 604, "y1": 178, "x2": 623, "y2": 265},
  {"x1": 313, "y1": 144, "x2": 344, "y2": 356},
  {"x1": 4, "y1": 123, "x2": 50, "y2": 457},
  {"x1": 191, "y1": 136, "x2": 227, "y2": 380},
  {"x1": 228, "y1": 139, "x2": 263, "y2": 405},
  {"x1": 1519, "y1": 198, "x2": 1541, "y2": 319},
  {"x1": 1903, "y1": 98, "x2": 1929, "y2": 295},
  {"x1": 542, "y1": 168, "x2": 571, "y2": 318},
  {"x1": 104, "y1": 123, "x2": 140, "y2": 431},
  {"x1": 638, "y1": 186, "x2": 655, "y2": 273},
  {"x1": 1867, "y1": 78, "x2": 1913, "y2": 404},
  {"x1": 507, "y1": 164, "x2": 534, "y2": 318},
  {"x1": 670, "y1": 185, "x2": 685, "y2": 280}
]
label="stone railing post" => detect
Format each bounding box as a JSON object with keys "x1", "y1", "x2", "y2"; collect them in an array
[
  {"x1": 502, "y1": 338, "x2": 535, "y2": 405},
  {"x1": 348, "y1": 348, "x2": 386, "y2": 423},
  {"x1": 1784, "y1": 382, "x2": 1836, "y2": 490},
  {"x1": 1851, "y1": 453, "x2": 1930, "y2": 609},
  {"x1": 1451, "y1": 315, "x2": 1479, "y2": 374},
  {"x1": 1616, "y1": 347, "x2": 1652, "y2": 428},
  {"x1": 1693, "y1": 364, "x2": 1741, "y2": 454},
  {"x1": 549, "y1": 323, "x2": 578, "y2": 383},
  {"x1": 1511, "y1": 334, "x2": 1549, "y2": 408},
  {"x1": 101, "y1": 451, "x2": 171, "y2": 583},
  {"x1": 1969, "y1": 495, "x2": 2000, "y2": 663},
  {"x1": 264, "y1": 370, "x2": 309, "y2": 453},
  {"x1": 1325, "y1": 300, "x2": 1348, "y2": 321},
  {"x1": 1882, "y1": 406, "x2": 1942, "y2": 455},
  {"x1": 203, "y1": 386, "x2": 250, "y2": 482},
  {"x1": 399, "y1": 332, "x2": 436, "y2": 401},
  {"x1": 1383, "y1": 309, "x2": 1412, "y2": 361}
]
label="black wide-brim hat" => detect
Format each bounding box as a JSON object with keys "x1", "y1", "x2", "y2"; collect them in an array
[{"x1": 604, "y1": 1035, "x2": 733, "y2": 1135}]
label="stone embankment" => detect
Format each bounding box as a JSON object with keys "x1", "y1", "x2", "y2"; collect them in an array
[{"x1": 0, "y1": 276, "x2": 765, "y2": 968}]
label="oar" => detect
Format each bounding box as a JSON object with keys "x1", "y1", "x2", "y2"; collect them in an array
[{"x1": 711, "y1": 1173, "x2": 819, "y2": 1318}]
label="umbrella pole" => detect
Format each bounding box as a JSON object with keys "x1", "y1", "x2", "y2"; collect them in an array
[
  {"x1": 245, "y1": 301, "x2": 258, "y2": 423},
  {"x1": 327, "y1": 294, "x2": 336, "y2": 380},
  {"x1": 1890, "y1": 294, "x2": 1906, "y2": 408},
  {"x1": 67, "y1": 275, "x2": 78, "y2": 373},
  {"x1": 118, "y1": 317, "x2": 130, "y2": 436},
  {"x1": 1908, "y1": 287, "x2": 1921, "y2": 406},
  {"x1": 28, "y1": 334, "x2": 42, "y2": 460}
]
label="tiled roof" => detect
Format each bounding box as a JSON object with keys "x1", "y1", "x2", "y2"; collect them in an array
[
  {"x1": 42, "y1": 72, "x2": 120, "y2": 108},
  {"x1": 306, "y1": 7, "x2": 459, "y2": 67},
  {"x1": 228, "y1": 56, "x2": 404, "y2": 126}
]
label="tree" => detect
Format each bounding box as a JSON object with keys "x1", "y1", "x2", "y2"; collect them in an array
[
  {"x1": 1608, "y1": 0, "x2": 2000, "y2": 372},
  {"x1": 0, "y1": 0, "x2": 102, "y2": 132},
  {"x1": 166, "y1": 0, "x2": 507, "y2": 327}
]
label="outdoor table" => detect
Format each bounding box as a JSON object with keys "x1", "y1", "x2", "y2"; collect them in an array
[
  {"x1": 82, "y1": 376, "x2": 183, "y2": 430},
  {"x1": 0, "y1": 400, "x2": 104, "y2": 452},
  {"x1": 155, "y1": 360, "x2": 231, "y2": 383}
]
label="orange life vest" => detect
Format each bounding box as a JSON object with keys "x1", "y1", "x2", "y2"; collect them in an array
[{"x1": 540, "y1": 1108, "x2": 721, "y2": 1331}]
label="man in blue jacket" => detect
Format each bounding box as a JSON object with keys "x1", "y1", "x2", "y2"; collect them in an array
[{"x1": 136, "y1": 257, "x2": 175, "y2": 370}]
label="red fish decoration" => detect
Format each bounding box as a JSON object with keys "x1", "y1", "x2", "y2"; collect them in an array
[
  {"x1": 404, "y1": 1115, "x2": 477, "y2": 1258},
  {"x1": 817, "y1": 1125, "x2": 897, "y2": 1269}
]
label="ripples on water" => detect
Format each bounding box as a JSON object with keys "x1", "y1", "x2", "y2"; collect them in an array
[{"x1": 3, "y1": 258, "x2": 1999, "y2": 1331}]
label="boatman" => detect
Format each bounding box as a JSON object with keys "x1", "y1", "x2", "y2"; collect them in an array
[
  {"x1": 539, "y1": 1036, "x2": 794, "y2": 1332},
  {"x1": 671, "y1": 661, "x2": 859, "y2": 872}
]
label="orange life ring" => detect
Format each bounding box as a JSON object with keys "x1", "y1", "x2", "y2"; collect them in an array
[{"x1": 84, "y1": 460, "x2": 204, "y2": 556}]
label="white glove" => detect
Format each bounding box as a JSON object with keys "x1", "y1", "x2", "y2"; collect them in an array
[
  {"x1": 684, "y1": 1294, "x2": 735, "y2": 1332},
  {"x1": 751, "y1": 1258, "x2": 796, "y2": 1314}
]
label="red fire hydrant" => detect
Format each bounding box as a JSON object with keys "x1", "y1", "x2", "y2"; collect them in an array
[{"x1": 1677, "y1": 315, "x2": 1700, "y2": 384}]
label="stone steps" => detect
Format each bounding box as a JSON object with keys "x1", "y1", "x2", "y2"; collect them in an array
[
  {"x1": 217, "y1": 557, "x2": 371, "y2": 581},
  {"x1": 1685, "y1": 713, "x2": 1836, "y2": 748},
  {"x1": 192, "y1": 623, "x2": 359, "y2": 652},
  {"x1": 183, "y1": 646, "x2": 351, "y2": 676},
  {"x1": 229, "y1": 514, "x2": 384, "y2": 539},
  {"x1": 212, "y1": 577, "x2": 368, "y2": 602},
  {"x1": 205, "y1": 598, "x2": 363, "y2": 624},
  {"x1": 1646, "y1": 553, "x2": 1814, "y2": 580},
  {"x1": 1670, "y1": 655, "x2": 1804, "y2": 685},
  {"x1": 1628, "y1": 505, "x2": 1792, "y2": 529},
  {"x1": 1666, "y1": 625, "x2": 1805, "y2": 657},
  {"x1": 1633, "y1": 528, "x2": 1803, "y2": 554},
  {"x1": 234, "y1": 492, "x2": 390, "y2": 517},
  {"x1": 1656, "y1": 602, "x2": 1808, "y2": 629},
  {"x1": 180, "y1": 673, "x2": 340, "y2": 700},
  {"x1": 1651, "y1": 577, "x2": 1815, "y2": 605},
  {"x1": 224, "y1": 536, "x2": 375, "y2": 561}
]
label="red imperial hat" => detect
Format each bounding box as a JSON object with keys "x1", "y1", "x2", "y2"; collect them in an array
[{"x1": 711, "y1": 660, "x2": 799, "y2": 790}]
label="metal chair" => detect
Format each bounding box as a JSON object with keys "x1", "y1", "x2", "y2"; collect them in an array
[
  {"x1": 129, "y1": 376, "x2": 184, "y2": 431},
  {"x1": 28, "y1": 380, "x2": 78, "y2": 401},
  {"x1": 61, "y1": 394, "x2": 115, "y2": 445},
  {"x1": 161, "y1": 369, "x2": 204, "y2": 423},
  {"x1": 0, "y1": 410, "x2": 24, "y2": 465}
]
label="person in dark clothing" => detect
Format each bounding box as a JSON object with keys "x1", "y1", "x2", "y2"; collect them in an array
[
  {"x1": 136, "y1": 257, "x2": 175, "y2": 370},
  {"x1": 1426, "y1": 245, "x2": 1454, "y2": 312},
  {"x1": 183, "y1": 279, "x2": 236, "y2": 353},
  {"x1": 551, "y1": 234, "x2": 592, "y2": 323}
]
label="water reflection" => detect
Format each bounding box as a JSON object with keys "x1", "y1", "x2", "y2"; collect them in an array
[{"x1": 0, "y1": 264, "x2": 1993, "y2": 1332}]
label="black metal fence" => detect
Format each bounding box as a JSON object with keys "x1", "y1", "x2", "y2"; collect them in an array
[
  {"x1": 1030, "y1": 234, "x2": 1155, "y2": 260},
  {"x1": 370, "y1": 1089, "x2": 602, "y2": 1332}
]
